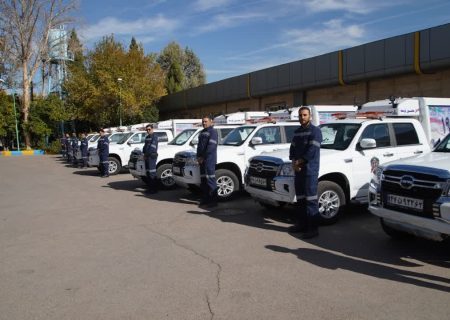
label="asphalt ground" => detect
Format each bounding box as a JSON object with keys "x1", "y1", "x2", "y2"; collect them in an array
[{"x1": 1, "y1": 155, "x2": 449, "y2": 320}]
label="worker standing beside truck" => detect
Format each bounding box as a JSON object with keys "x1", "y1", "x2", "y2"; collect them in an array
[
  {"x1": 143, "y1": 124, "x2": 159, "y2": 194},
  {"x1": 289, "y1": 107, "x2": 323, "y2": 239},
  {"x1": 197, "y1": 115, "x2": 218, "y2": 207},
  {"x1": 97, "y1": 129, "x2": 110, "y2": 178},
  {"x1": 71, "y1": 132, "x2": 79, "y2": 167},
  {"x1": 79, "y1": 133, "x2": 89, "y2": 169}
]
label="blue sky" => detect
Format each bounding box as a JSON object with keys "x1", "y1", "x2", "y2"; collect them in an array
[{"x1": 76, "y1": 0, "x2": 450, "y2": 83}]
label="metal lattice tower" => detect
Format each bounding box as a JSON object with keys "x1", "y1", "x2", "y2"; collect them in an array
[{"x1": 47, "y1": 25, "x2": 73, "y2": 96}]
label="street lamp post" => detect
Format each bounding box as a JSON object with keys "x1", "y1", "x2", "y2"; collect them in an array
[
  {"x1": 0, "y1": 79, "x2": 20, "y2": 151},
  {"x1": 117, "y1": 77, "x2": 123, "y2": 127}
]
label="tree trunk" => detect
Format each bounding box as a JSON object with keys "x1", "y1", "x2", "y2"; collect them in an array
[{"x1": 22, "y1": 62, "x2": 31, "y2": 150}]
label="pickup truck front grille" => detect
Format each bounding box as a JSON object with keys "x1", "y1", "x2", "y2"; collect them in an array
[
  {"x1": 172, "y1": 154, "x2": 189, "y2": 176},
  {"x1": 380, "y1": 170, "x2": 444, "y2": 219},
  {"x1": 128, "y1": 150, "x2": 142, "y2": 165},
  {"x1": 245, "y1": 159, "x2": 280, "y2": 190}
]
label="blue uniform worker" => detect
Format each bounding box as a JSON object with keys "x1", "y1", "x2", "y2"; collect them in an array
[
  {"x1": 60, "y1": 135, "x2": 67, "y2": 158},
  {"x1": 71, "y1": 133, "x2": 79, "y2": 166},
  {"x1": 197, "y1": 116, "x2": 218, "y2": 207},
  {"x1": 142, "y1": 124, "x2": 159, "y2": 193},
  {"x1": 289, "y1": 106, "x2": 323, "y2": 239},
  {"x1": 97, "y1": 129, "x2": 110, "y2": 177},
  {"x1": 66, "y1": 134, "x2": 73, "y2": 162},
  {"x1": 80, "y1": 134, "x2": 89, "y2": 168}
]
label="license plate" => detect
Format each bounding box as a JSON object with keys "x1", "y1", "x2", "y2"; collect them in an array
[
  {"x1": 173, "y1": 166, "x2": 181, "y2": 174},
  {"x1": 249, "y1": 176, "x2": 267, "y2": 187},
  {"x1": 386, "y1": 194, "x2": 423, "y2": 211}
]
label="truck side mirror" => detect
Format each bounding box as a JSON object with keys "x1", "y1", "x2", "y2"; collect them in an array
[
  {"x1": 250, "y1": 137, "x2": 263, "y2": 146},
  {"x1": 359, "y1": 138, "x2": 377, "y2": 149},
  {"x1": 191, "y1": 137, "x2": 199, "y2": 145}
]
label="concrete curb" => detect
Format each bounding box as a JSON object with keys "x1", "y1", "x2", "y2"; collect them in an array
[{"x1": 0, "y1": 150, "x2": 45, "y2": 156}]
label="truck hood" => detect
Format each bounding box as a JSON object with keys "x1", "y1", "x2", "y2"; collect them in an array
[{"x1": 383, "y1": 151, "x2": 450, "y2": 174}]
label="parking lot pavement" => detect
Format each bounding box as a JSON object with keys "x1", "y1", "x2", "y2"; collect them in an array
[{"x1": 1, "y1": 155, "x2": 449, "y2": 320}]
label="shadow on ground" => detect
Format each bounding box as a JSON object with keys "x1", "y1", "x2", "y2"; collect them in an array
[{"x1": 105, "y1": 175, "x2": 450, "y2": 282}]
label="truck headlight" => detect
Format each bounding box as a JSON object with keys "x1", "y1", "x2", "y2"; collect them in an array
[
  {"x1": 445, "y1": 179, "x2": 450, "y2": 196},
  {"x1": 279, "y1": 163, "x2": 294, "y2": 177},
  {"x1": 185, "y1": 156, "x2": 199, "y2": 166}
]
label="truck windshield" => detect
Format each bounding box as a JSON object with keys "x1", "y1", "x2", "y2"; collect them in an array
[
  {"x1": 169, "y1": 129, "x2": 197, "y2": 145},
  {"x1": 90, "y1": 134, "x2": 100, "y2": 142},
  {"x1": 433, "y1": 134, "x2": 450, "y2": 153},
  {"x1": 222, "y1": 126, "x2": 256, "y2": 146},
  {"x1": 319, "y1": 123, "x2": 361, "y2": 150},
  {"x1": 109, "y1": 133, "x2": 127, "y2": 143},
  {"x1": 117, "y1": 132, "x2": 135, "y2": 144}
]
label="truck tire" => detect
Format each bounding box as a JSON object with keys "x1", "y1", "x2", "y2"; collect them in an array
[
  {"x1": 380, "y1": 218, "x2": 411, "y2": 239},
  {"x1": 216, "y1": 169, "x2": 240, "y2": 200},
  {"x1": 317, "y1": 180, "x2": 346, "y2": 225},
  {"x1": 157, "y1": 163, "x2": 176, "y2": 189},
  {"x1": 108, "y1": 157, "x2": 121, "y2": 175}
]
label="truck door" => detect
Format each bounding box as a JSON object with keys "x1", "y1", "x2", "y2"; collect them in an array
[
  {"x1": 391, "y1": 122, "x2": 429, "y2": 159},
  {"x1": 351, "y1": 123, "x2": 400, "y2": 200},
  {"x1": 245, "y1": 126, "x2": 283, "y2": 163}
]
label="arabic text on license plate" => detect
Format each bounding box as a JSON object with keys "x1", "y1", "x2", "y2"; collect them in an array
[
  {"x1": 173, "y1": 166, "x2": 181, "y2": 174},
  {"x1": 250, "y1": 176, "x2": 266, "y2": 187},
  {"x1": 386, "y1": 194, "x2": 423, "y2": 211}
]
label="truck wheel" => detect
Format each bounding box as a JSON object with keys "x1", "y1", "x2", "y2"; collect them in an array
[
  {"x1": 216, "y1": 169, "x2": 240, "y2": 200},
  {"x1": 157, "y1": 163, "x2": 176, "y2": 189},
  {"x1": 108, "y1": 157, "x2": 121, "y2": 175},
  {"x1": 380, "y1": 218, "x2": 411, "y2": 239},
  {"x1": 317, "y1": 181, "x2": 345, "y2": 225}
]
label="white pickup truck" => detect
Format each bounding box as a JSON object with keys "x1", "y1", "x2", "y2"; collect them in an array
[
  {"x1": 244, "y1": 117, "x2": 432, "y2": 224},
  {"x1": 172, "y1": 122, "x2": 302, "y2": 199},
  {"x1": 88, "y1": 130, "x2": 173, "y2": 175},
  {"x1": 128, "y1": 126, "x2": 237, "y2": 188},
  {"x1": 368, "y1": 133, "x2": 450, "y2": 241}
]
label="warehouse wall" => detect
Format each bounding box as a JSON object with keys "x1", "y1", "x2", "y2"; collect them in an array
[{"x1": 159, "y1": 23, "x2": 450, "y2": 119}]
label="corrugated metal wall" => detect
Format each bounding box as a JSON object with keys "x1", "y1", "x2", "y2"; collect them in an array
[{"x1": 159, "y1": 23, "x2": 450, "y2": 113}]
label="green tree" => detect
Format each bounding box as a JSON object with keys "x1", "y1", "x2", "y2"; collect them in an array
[
  {"x1": 157, "y1": 41, "x2": 206, "y2": 93},
  {"x1": 166, "y1": 61, "x2": 184, "y2": 94},
  {"x1": 25, "y1": 94, "x2": 68, "y2": 148},
  {"x1": 0, "y1": 90, "x2": 17, "y2": 148},
  {"x1": 0, "y1": 0, "x2": 76, "y2": 149},
  {"x1": 64, "y1": 35, "x2": 166, "y2": 128},
  {"x1": 183, "y1": 48, "x2": 206, "y2": 88}
]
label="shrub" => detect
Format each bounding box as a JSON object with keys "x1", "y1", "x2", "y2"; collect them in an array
[{"x1": 44, "y1": 140, "x2": 61, "y2": 154}]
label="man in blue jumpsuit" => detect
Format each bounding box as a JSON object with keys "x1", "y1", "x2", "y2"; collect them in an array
[
  {"x1": 79, "y1": 133, "x2": 89, "y2": 168},
  {"x1": 71, "y1": 132, "x2": 79, "y2": 167},
  {"x1": 97, "y1": 129, "x2": 110, "y2": 177},
  {"x1": 197, "y1": 115, "x2": 218, "y2": 207},
  {"x1": 142, "y1": 124, "x2": 159, "y2": 194},
  {"x1": 60, "y1": 135, "x2": 67, "y2": 159},
  {"x1": 289, "y1": 106, "x2": 323, "y2": 239},
  {"x1": 65, "y1": 133, "x2": 72, "y2": 163}
]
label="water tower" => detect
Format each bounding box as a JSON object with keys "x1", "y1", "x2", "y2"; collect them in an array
[
  {"x1": 47, "y1": 25, "x2": 73, "y2": 96},
  {"x1": 47, "y1": 26, "x2": 73, "y2": 135}
]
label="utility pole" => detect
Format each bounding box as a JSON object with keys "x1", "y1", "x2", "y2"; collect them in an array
[{"x1": 117, "y1": 77, "x2": 123, "y2": 127}]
